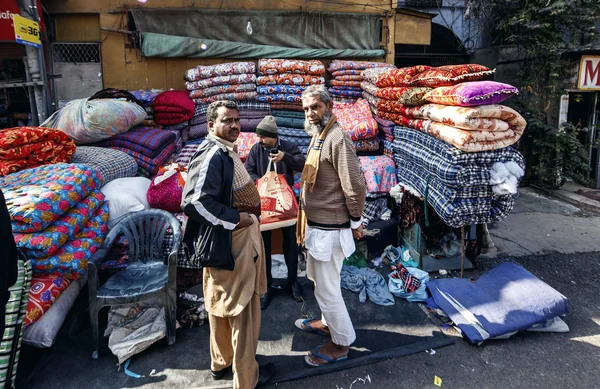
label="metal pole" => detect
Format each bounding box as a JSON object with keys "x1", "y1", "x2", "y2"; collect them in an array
[
  {"x1": 29, "y1": 0, "x2": 52, "y2": 118},
  {"x1": 23, "y1": 55, "x2": 39, "y2": 126}
]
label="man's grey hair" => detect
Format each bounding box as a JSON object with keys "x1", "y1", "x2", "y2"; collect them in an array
[
  {"x1": 301, "y1": 85, "x2": 332, "y2": 105},
  {"x1": 206, "y1": 100, "x2": 238, "y2": 123}
]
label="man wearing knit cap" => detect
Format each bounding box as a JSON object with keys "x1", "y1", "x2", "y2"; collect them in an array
[{"x1": 245, "y1": 115, "x2": 306, "y2": 310}]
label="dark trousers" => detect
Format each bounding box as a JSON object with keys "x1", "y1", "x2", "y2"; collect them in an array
[{"x1": 261, "y1": 225, "x2": 298, "y2": 289}]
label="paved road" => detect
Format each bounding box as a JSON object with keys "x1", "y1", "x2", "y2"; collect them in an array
[{"x1": 269, "y1": 188, "x2": 600, "y2": 389}]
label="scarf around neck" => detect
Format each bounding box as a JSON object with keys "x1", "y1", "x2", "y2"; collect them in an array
[{"x1": 296, "y1": 115, "x2": 337, "y2": 245}]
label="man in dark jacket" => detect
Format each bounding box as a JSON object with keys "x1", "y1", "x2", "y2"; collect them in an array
[
  {"x1": 245, "y1": 115, "x2": 306, "y2": 310},
  {"x1": 1, "y1": 189, "x2": 18, "y2": 337},
  {"x1": 181, "y1": 101, "x2": 275, "y2": 389}
]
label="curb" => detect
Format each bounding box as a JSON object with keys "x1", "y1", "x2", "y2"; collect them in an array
[{"x1": 530, "y1": 184, "x2": 600, "y2": 214}]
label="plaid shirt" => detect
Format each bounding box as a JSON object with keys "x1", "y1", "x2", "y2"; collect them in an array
[
  {"x1": 396, "y1": 164, "x2": 515, "y2": 227},
  {"x1": 94, "y1": 127, "x2": 176, "y2": 158},
  {"x1": 72, "y1": 146, "x2": 138, "y2": 185}
]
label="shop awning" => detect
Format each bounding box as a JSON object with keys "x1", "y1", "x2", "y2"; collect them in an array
[{"x1": 130, "y1": 9, "x2": 385, "y2": 59}]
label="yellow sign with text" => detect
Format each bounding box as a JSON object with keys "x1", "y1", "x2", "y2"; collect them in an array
[{"x1": 13, "y1": 14, "x2": 41, "y2": 48}]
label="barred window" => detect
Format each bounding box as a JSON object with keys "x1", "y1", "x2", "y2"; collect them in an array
[{"x1": 52, "y1": 43, "x2": 100, "y2": 63}]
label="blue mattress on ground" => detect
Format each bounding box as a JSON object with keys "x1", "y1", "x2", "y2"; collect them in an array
[{"x1": 427, "y1": 263, "x2": 569, "y2": 344}]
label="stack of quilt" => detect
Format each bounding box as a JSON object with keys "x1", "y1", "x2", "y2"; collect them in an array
[
  {"x1": 256, "y1": 59, "x2": 325, "y2": 103},
  {"x1": 328, "y1": 60, "x2": 394, "y2": 104},
  {"x1": 185, "y1": 62, "x2": 257, "y2": 104},
  {"x1": 189, "y1": 101, "x2": 271, "y2": 140},
  {"x1": 1, "y1": 163, "x2": 108, "y2": 281},
  {"x1": 374, "y1": 115, "x2": 395, "y2": 157},
  {"x1": 393, "y1": 127, "x2": 525, "y2": 227},
  {"x1": 272, "y1": 109, "x2": 311, "y2": 156},
  {"x1": 93, "y1": 126, "x2": 176, "y2": 177}
]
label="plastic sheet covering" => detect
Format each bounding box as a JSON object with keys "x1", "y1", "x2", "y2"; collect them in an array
[
  {"x1": 131, "y1": 9, "x2": 381, "y2": 50},
  {"x1": 141, "y1": 33, "x2": 385, "y2": 59}
]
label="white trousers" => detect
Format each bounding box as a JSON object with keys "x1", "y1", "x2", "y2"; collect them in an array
[{"x1": 306, "y1": 234, "x2": 356, "y2": 347}]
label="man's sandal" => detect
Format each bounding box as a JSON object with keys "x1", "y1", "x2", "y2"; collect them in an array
[
  {"x1": 294, "y1": 318, "x2": 330, "y2": 337},
  {"x1": 304, "y1": 345, "x2": 348, "y2": 367}
]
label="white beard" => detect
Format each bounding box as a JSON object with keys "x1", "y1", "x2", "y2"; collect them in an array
[{"x1": 304, "y1": 112, "x2": 331, "y2": 137}]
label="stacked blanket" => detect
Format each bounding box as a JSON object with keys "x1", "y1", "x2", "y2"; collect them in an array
[
  {"x1": 152, "y1": 90, "x2": 195, "y2": 127},
  {"x1": 374, "y1": 115, "x2": 395, "y2": 157},
  {"x1": 93, "y1": 126, "x2": 177, "y2": 177},
  {"x1": 185, "y1": 62, "x2": 257, "y2": 104},
  {"x1": 0, "y1": 163, "x2": 108, "y2": 280},
  {"x1": 189, "y1": 101, "x2": 271, "y2": 139},
  {"x1": 393, "y1": 127, "x2": 524, "y2": 227},
  {"x1": 331, "y1": 98, "x2": 380, "y2": 154},
  {"x1": 328, "y1": 60, "x2": 394, "y2": 104},
  {"x1": 272, "y1": 109, "x2": 311, "y2": 155},
  {"x1": 71, "y1": 146, "x2": 138, "y2": 185},
  {"x1": 0, "y1": 127, "x2": 76, "y2": 176},
  {"x1": 256, "y1": 59, "x2": 325, "y2": 103}
]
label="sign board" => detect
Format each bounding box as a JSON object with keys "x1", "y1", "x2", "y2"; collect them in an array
[
  {"x1": 578, "y1": 55, "x2": 600, "y2": 90},
  {"x1": 13, "y1": 14, "x2": 40, "y2": 47},
  {"x1": 0, "y1": 0, "x2": 43, "y2": 42}
]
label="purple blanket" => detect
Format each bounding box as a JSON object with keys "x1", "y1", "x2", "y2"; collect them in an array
[{"x1": 94, "y1": 127, "x2": 176, "y2": 159}]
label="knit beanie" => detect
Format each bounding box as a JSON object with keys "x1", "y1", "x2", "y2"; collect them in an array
[{"x1": 256, "y1": 115, "x2": 278, "y2": 138}]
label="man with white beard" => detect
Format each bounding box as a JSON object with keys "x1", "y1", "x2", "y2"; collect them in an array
[{"x1": 294, "y1": 85, "x2": 367, "y2": 366}]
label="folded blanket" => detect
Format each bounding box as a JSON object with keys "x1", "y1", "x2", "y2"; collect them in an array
[
  {"x1": 189, "y1": 122, "x2": 208, "y2": 139},
  {"x1": 328, "y1": 60, "x2": 394, "y2": 72},
  {"x1": 332, "y1": 99, "x2": 379, "y2": 141},
  {"x1": 129, "y1": 89, "x2": 163, "y2": 106},
  {"x1": 0, "y1": 127, "x2": 76, "y2": 177},
  {"x1": 24, "y1": 274, "x2": 73, "y2": 327},
  {"x1": 193, "y1": 91, "x2": 257, "y2": 104},
  {"x1": 361, "y1": 81, "x2": 428, "y2": 101},
  {"x1": 330, "y1": 80, "x2": 361, "y2": 88},
  {"x1": 396, "y1": 163, "x2": 515, "y2": 227},
  {"x1": 185, "y1": 74, "x2": 256, "y2": 90},
  {"x1": 72, "y1": 146, "x2": 138, "y2": 185},
  {"x1": 176, "y1": 141, "x2": 203, "y2": 167},
  {"x1": 274, "y1": 116, "x2": 306, "y2": 129},
  {"x1": 331, "y1": 69, "x2": 364, "y2": 77},
  {"x1": 362, "y1": 65, "x2": 430, "y2": 88},
  {"x1": 31, "y1": 201, "x2": 109, "y2": 279},
  {"x1": 0, "y1": 163, "x2": 102, "y2": 233},
  {"x1": 185, "y1": 62, "x2": 256, "y2": 82},
  {"x1": 270, "y1": 102, "x2": 304, "y2": 112},
  {"x1": 279, "y1": 135, "x2": 312, "y2": 147},
  {"x1": 427, "y1": 263, "x2": 569, "y2": 344},
  {"x1": 333, "y1": 75, "x2": 362, "y2": 81},
  {"x1": 393, "y1": 127, "x2": 525, "y2": 188},
  {"x1": 93, "y1": 126, "x2": 176, "y2": 159},
  {"x1": 373, "y1": 114, "x2": 395, "y2": 128},
  {"x1": 271, "y1": 109, "x2": 305, "y2": 119},
  {"x1": 362, "y1": 91, "x2": 405, "y2": 114},
  {"x1": 329, "y1": 87, "x2": 363, "y2": 98},
  {"x1": 359, "y1": 155, "x2": 397, "y2": 193},
  {"x1": 13, "y1": 190, "x2": 105, "y2": 259},
  {"x1": 113, "y1": 143, "x2": 176, "y2": 176},
  {"x1": 257, "y1": 85, "x2": 306, "y2": 95},
  {"x1": 189, "y1": 83, "x2": 256, "y2": 99},
  {"x1": 256, "y1": 74, "x2": 325, "y2": 86},
  {"x1": 163, "y1": 121, "x2": 189, "y2": 131},
  {"x1": 353, "y1": 137, "x2": 380, "y2": 152},
  {"x1": 152, "y1": 91, "x2": 195, "y2": 125},
  {"x1": 397, "y1": 104, "x2": 526, "y2": 152},
  {"x1": 258, "y1": 59, "x2": 325, "y2": 75},
  {"x1": 257, "y1": 94, "x2": 302, "y2": 103}
]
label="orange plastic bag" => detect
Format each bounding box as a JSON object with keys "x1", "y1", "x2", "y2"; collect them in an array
[{"x1": 257, "y1": 160, "x2": 298, "y2": 231}]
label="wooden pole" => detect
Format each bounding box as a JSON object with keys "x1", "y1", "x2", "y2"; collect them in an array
[{"x1": 460, "y1": 225, "x2": 465, "y2": 278}]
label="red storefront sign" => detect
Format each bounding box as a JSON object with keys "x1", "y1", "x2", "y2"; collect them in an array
[
  {"x1": 0, "y1": 0, "x2": 43, "y2": 42},
  {"x1": 578, "y1": 55, "x2": 600, "y2": 90}
]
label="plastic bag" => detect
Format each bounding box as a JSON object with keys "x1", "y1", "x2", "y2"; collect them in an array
[
  {"x1": 257, "y1": 159, "x2": 298, "y2": 231},
  {"x1": 388, "y1": 265, "x2": 430, "y2": 302},
  {"x1": 147, "y1": 163, "x2": 188, "y2": 213}
]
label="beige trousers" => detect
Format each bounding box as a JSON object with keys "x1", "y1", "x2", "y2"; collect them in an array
[{"x1": 208, "y1": 293, "x2": 261, "y2": 389}]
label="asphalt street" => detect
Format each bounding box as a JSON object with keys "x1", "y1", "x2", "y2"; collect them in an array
[{"x1": 261, "y1": 188, "x2": 600, "y2": 389}]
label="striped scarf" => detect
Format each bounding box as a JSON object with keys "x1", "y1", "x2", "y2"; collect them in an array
[{"x1": 296, "y1": 115, "x2": 337, "y2": 245}]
